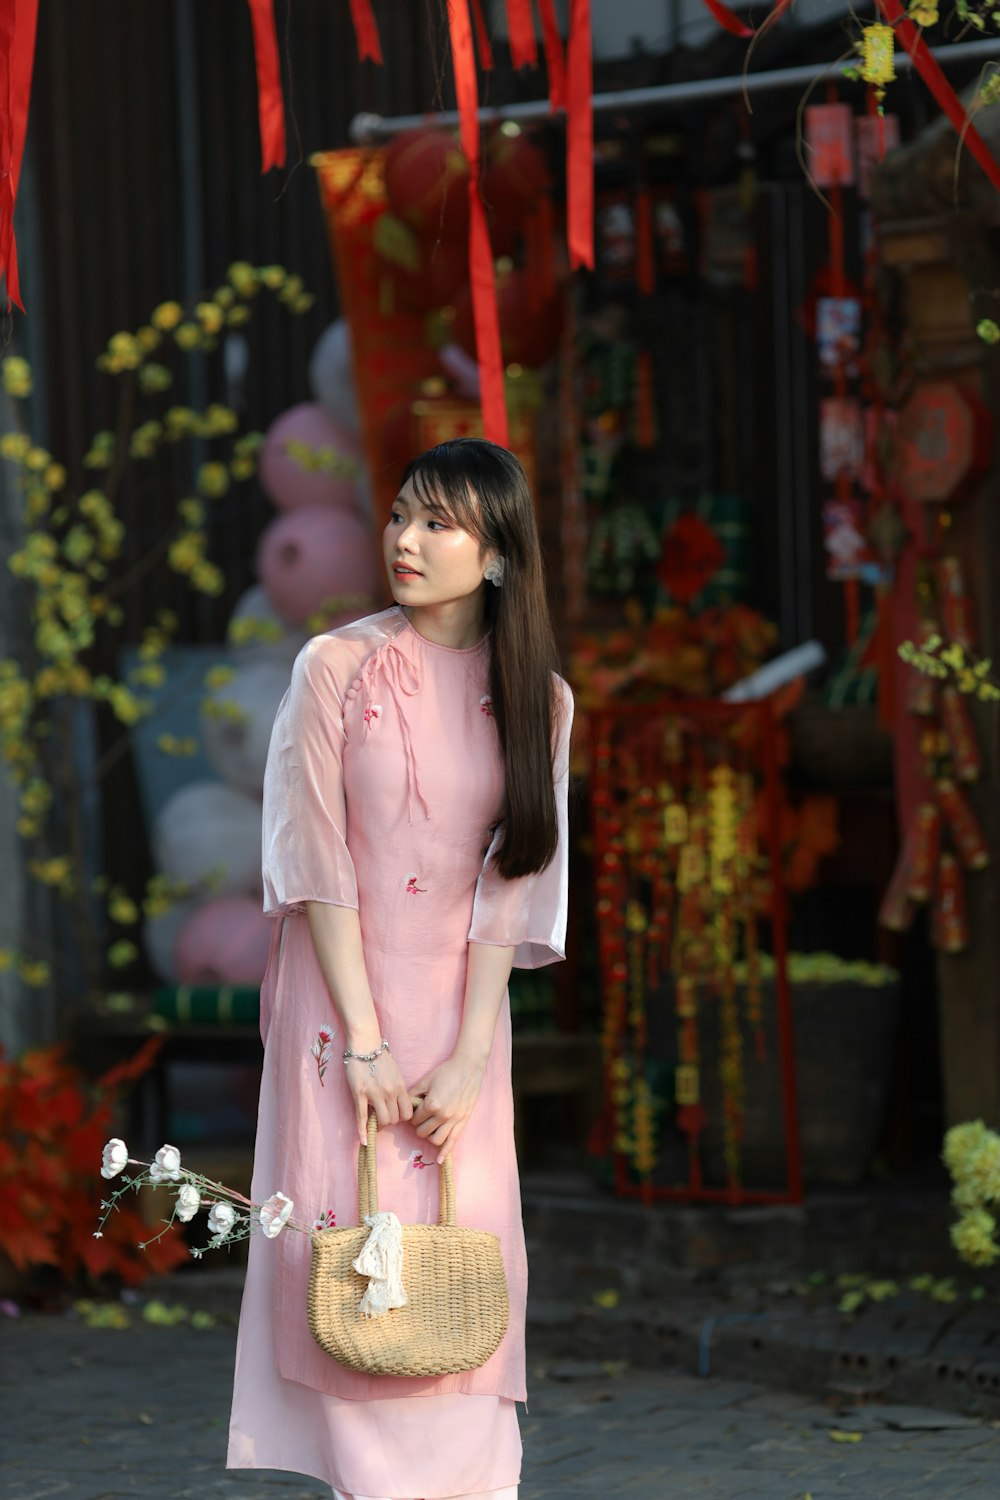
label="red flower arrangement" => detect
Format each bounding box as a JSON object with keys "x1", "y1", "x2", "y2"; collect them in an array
[
  {"x1": 0, "y1": 1038, "x2": 189, "y2": 1286},
  {"x1": 569, "y1": 603, "x2": 778, "y2": 709}
]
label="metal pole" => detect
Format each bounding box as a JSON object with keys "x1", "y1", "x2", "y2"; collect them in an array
[{"x1": 351, "y1": 36, "x2": 1000, "y2": 141}]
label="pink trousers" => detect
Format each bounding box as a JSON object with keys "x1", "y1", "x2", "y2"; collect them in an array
[{"x1": 332, "y1": 1490, "x2": 518, "y2": 1499}]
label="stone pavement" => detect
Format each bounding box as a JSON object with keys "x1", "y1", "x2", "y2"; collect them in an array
[
  {"x1": 519, "y1": 1174, "x2": 1000, "y2": 1423},
  {"x1": 4, "y1": 1315, "x2": 1000, "y2": 1499}
]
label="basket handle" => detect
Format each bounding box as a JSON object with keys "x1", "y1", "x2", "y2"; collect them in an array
[{"x1": 357, "y1": 1105, "x2": 456, "y2": 1227}]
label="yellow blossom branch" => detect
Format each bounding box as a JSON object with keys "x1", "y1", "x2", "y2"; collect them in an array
[{"x1": 898, "y1": 635, "x2": 1000, "y2": 701}]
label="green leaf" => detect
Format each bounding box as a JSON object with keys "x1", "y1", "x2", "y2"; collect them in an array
[{"x1": 373, "y1": 213, "x2": 423, "y2": 273}]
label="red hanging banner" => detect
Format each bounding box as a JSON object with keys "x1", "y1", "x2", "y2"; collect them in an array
[
  {"x1": 0, "y1": 0, "x2": 38, "y2": 310},
  {"x1": 877, "y1": 0, "x2": 1000, "y2": 194},
  {"x1": 447, "y1": 0, "x2": 508, "y2": 447},
  {"x1": 537, "y1": 0, "x2": 566, "y2": 111},
  {"x1": 246, "y1": 0, "x2": 286, "y2": 171},
  {"x1": 504, "y1": 0, "x2": 537, "y2": 69},
  {"x1": 347, "y1": 0, "x2": 383, "y2": 64},
  {"x1": 566, "y1": 0, "x2": 594, "y2": 270}
]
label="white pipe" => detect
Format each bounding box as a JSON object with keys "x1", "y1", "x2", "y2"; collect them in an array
[
  {"x1": 721, "y1": 641, "x2": 827, "y2": 702},
  {"x1": 350, "y1": 37, "x2": 1000, "y2": 142}
]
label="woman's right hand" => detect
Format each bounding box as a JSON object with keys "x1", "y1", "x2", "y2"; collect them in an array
[{"x1": 343, "y1": 1048, "x2": 414, "y2": 1143}]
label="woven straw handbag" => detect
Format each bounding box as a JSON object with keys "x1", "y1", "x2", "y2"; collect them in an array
[{"x1": 307, "y1": 1111, "x2": 509, "y2": 1377}]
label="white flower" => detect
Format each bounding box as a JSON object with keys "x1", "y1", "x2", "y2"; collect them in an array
[
  {"x1": 175, "y1": 1183, "x2": 201, "y2": 1223},
  {"x1": 149, "y1": 1143, "x2": 182, "y2": 1182},
  {"x1": 100, "y1": 1138, "x2": 129, "y2": 1180},
  {"x1": 259, "y1": 1191, "x2": 294, "y2": 1239},
  {"x1": 207, "y1": 1201, "x2": 238, "y2": 1238}
]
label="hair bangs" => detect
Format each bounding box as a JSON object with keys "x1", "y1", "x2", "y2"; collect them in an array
[{"x1": 403, "y1": 448, "x2": 489, "y2": 545}]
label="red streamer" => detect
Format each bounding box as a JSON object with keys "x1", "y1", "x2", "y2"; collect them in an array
[
  {"x1": 347, "y1": 0, "x2": 383, "y2": 64},
  {"x1": 504, "y1": 0, "x2": 537, "y2": 69},
  {"x1": 246, "y1": 0, "x2": 286, "y2": 171},
  {"x1": 699, "y1": 0, "x2": 752, "y2": 37},
  {"x1": 469, "y1": 0, "x2": 494, "y2": 71},
  {"x1": 566, "y1": 0, "x2": 594, "y2": 270},
  {"x1": 700, "y1": 0, "x2": 793, "y2": 39},
  {"x1": 537, "y1": 0, "x2": 566, "y2": 111},
  {"x1": 877, "y1": 0, "x2": 1000, "y2": 193},
  {"x1": 446, "y1": 0, "x2": 508, "y2": 447},
  {"x1": 0, "y1": 0, "x2": 38, "y2": 310}
]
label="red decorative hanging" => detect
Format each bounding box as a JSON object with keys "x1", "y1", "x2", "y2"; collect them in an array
[
  {"x1": 246, "y1": 0, "x2": 286, "y2": 172},
  {"x1": 446, "y1": 0, "x2": 508, "y2": 447},
  {"x1": 469, "y1": 0, "x2": 494, "y2": 71},
  {"x1": 635, "y1": 190, "x2": 655, "y2": 297},
  {"x1": 635, "y1": 349, "x2": 656, "y2": 451},
  {"x1": 658, "y1": 513, "x2": 726, "y2": 604},
  {"x1": 566, "y1": 0, "x2": 594, "y2": 270},
  {"x1": 0, "y1": 0, "x2": 38, "y2": 310}
]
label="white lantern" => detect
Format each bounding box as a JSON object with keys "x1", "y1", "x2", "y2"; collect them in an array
[
  {"x1": 152, "y1": 781, "x2": 263, "y2": 895},
  {"x1": 308, "y1": 318, "x2": 360, "y2": 432},
  {"x1": 200, "y1": 661, "x2": 291, "y2": 797},
  {"x1": 227, "y1": 584, "x2": 309, "y2": 669},
  {"x1": 143, "y1": 896, "x2": 201, "y2": 984}
]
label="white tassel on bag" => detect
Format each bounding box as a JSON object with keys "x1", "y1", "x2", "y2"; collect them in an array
[{"x1": 353, "y1": 1211, "x2": 408, "y2": 1319}]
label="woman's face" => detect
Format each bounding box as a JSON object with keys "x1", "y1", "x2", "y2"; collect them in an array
[{"x1": 383, "y1": 477, "x2": 496, "y2": 608}]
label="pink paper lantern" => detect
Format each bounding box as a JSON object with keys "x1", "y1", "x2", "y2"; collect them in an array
[
  {"x1": 259, "y1": 402, "x2": 364, "y2": 512},
  {"x1": 175, "y1": 896, "x2": 273, "y2": 986},
  {"x1": 257, "y1": 505, "x2": 381, "y2": 627}
]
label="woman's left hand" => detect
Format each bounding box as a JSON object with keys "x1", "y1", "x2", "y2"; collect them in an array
[{"x1": 408, "y1": 1050, "x2": 488, "y2": 1163}]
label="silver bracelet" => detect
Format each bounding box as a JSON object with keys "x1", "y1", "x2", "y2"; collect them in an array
[{"x1": 343, "y1": 1039, "x2": 390, "y2": 1076}]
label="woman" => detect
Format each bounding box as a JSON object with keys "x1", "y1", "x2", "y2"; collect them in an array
[{"x1": 228, "y1": 438, "x2": 573, "y2": 1500}]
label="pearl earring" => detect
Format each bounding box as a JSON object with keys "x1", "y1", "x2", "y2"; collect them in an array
[{"x1": 484, "y1": 558, "x2": 505, "y2": 588}]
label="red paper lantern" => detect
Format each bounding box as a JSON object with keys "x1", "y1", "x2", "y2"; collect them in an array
[
  {"x1": 481, "y1": 126, "x2": 551, "y2": 236},
  {"x1": 379, "y1": 233, "x2": 469, "y2": 315},
  {"x1": 451, "y1": 268, "x2": 563, "y2": 369},
  {"x1": 384, "y1": 127, "x2": 470, "y2": 240}
]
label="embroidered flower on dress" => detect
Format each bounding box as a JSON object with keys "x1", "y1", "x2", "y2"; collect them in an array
[
  {"x1": 405, "y1": 875, "x2": 426, "y2": 894},
  {"x1": 480, "y1": 695, "x2": 493, "y2": 718},
  {"x1": 310, "y1": 1024, "x2": 337, "y2": 1085},
  {"x1": 311, "y1": 1208, "x2": 337, "y2": 1231},
  {"x1": 364, "y1": 703, "x2": 381, "y2": 729},
  {"x1": 408, "y1": 1150, "x2": 434, "y2": 1171}
]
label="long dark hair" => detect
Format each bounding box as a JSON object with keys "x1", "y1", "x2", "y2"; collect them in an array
[{"x1": 401, "y1": 438, "x2": 563, "y2": 878}]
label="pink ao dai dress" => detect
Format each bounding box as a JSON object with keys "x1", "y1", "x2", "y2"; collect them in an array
[{"x1": 227, "y1": 606, "x2": 573, "y2": 1500}]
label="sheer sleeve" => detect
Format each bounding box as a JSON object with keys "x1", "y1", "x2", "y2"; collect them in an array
[
  {"x1": 467, "y1": 675, "x2": 573, "y2": 969},
  {"x1": 261, "y1": 635, "x2": 359, "y2": 917}
]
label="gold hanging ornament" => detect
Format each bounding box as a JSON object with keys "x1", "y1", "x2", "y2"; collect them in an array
[{"x1": 859, "y1": 22, "x2": 896, "y2": 106}]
